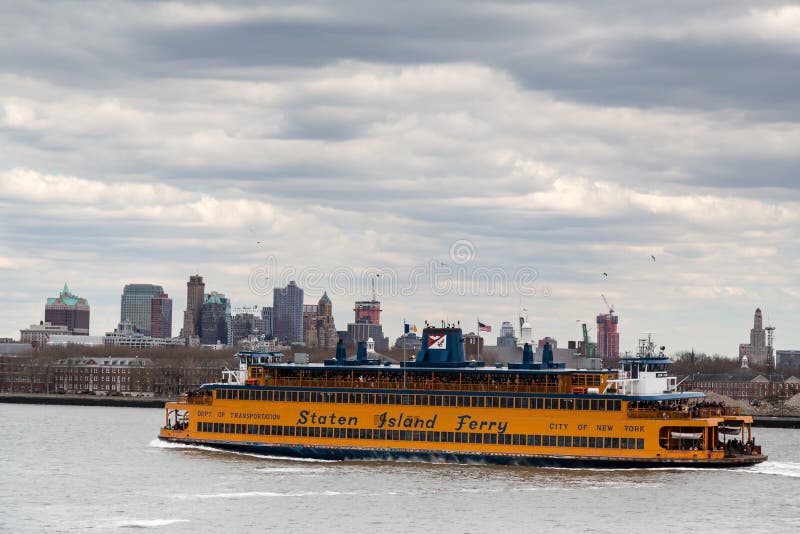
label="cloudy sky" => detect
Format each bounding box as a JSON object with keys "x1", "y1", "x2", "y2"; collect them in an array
[{"x1": 2, "y1": 1, "x2": 799, "y2": 356}]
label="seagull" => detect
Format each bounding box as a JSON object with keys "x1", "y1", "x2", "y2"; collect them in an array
[
  {"x1": 651, "y1": 255, "x2": 656, "y2": 262},
  {"x1": 602, "y1": 272, "x2": 608, "y2": 277}
]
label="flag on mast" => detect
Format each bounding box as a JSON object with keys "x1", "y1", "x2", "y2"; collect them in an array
[{"x1": 478, "y1": 321, "x2": 491, "y2": 333}]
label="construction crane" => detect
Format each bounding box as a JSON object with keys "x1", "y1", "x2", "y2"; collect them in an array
[{"x1": 601, "y1": 293, "x2": 614, "y2": 314}]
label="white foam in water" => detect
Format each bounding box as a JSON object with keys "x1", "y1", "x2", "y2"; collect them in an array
[
  {"x1": 747, "y1": 461, "x2": 800, "y2": 478},
  {"x1": 176, "y1": 490, "x2": 359, "y2": 500},
  {"x1": 113, "y1": 518, "x2": 189, "y2": 528},
  {"x1": 147, "y1": 439, "x2": 335, "y2": 462}
]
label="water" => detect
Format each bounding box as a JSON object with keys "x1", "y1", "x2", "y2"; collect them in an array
[{"x1": 1, "y1": 404, "x2": 798, "y2": 533}]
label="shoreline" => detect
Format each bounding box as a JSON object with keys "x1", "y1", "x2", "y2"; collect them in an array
[
  {"x1": 0, "y1": 393, "x2": 166, "y2": 408},
  {"x1": 2, "y1": 393, "x2": 800, "y2": 427}
]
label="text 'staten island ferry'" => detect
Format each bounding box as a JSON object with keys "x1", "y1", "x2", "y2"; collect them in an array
[{"x1": 159, "y1": 326, "x2": 767, "y2": 467}]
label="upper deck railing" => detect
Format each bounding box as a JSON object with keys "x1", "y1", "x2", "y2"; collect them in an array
[
  {"x1": 627, "y1": 406, "x2": 741, "y2": 419},
  {"x1": 267, "y1": 377, "x2": 564, "y2": 394}
]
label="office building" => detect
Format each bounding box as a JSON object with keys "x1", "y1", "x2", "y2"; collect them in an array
[
  {"x1": 739, "y1": 308, "x2": 774, "y2": 367},
  {"x1": 45, "y1": 283, "x2": 90, "y2": 335},
  {"x1": 120, "y1": 284, "x2": 164, "y2": 336},
  {"x1": 273, "y1": 281, "x2": 304, "y2": 344},
  {"x1": 596, "y1": 312, "x2": 620, "y2": 359},
  {"x1": 180, "y1": 275, "x2": 205, "y2": 339},
  {"x1": 150, "y1": 292, "x2": 173, "y2": 339}
]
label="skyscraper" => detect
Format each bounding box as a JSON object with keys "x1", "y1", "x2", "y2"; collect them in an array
[
  {"x1": 180, "y1": 274, "x2": 205, "y2": 339},
  {"x1": 739, "y1": 308, "x2": 773, "y2": 367},
  {"x1": 200, "y1": 292, "x2": 229, "y2": 345},
  {"x1": 354, "y1": 300, "x2": 381, "y2": 324},
  {"x1": 261, "y1": 306, "x2": 273, "y2": 339},
  {"x1": 596, "y1": 312, "x2": 619, "y2": 359},
  {"x1": 273, "y1": 281, "x2": 303, "y2": 344},
  {"x1": 45, "y1": 283, "x2": 90, "y2": 335},
  {"x1": 303, "y1": 292, "x2": 338, "y2": 349},
  {"x1": 120, "y1": 284, "x2": 164, "y2": 336},
  {"x1": 496, "y1": 321, "x2": 517, "y2": 348},
  {"x1": 150, "y1": 292, "x2": 173, "y2": 339}
]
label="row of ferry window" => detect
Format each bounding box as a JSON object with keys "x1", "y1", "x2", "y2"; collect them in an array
[
  {"x1": 196, "y1": 422, "x2": 644, "y2": 450},
  {"x1": 215, "y1": 389, "x2": 622, "y2": 411}
]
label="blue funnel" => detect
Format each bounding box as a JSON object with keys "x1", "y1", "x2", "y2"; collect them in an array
[
  {"x1": 357, "y1": 341, "x2": 367, "y2": 361},
  {"x1": 523, "y1": 343, "x2": 534, "y2": 365},
  {"x1": 335, "y1": 339, "x2": 347, "y2": 361}
]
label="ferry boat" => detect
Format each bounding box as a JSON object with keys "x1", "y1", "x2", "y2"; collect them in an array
[{"x1": 159, "y1": 327, "x2": 767, "y2": 467}]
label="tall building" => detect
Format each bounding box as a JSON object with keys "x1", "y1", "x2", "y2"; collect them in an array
[
  {"x1": 596, "y1": 312, "x2": 620, "y2": 359},
  {"x1": 346, "y1": 295, "x2": 389, "y2": 351},
  {"x1": 261, "y1": 306, "x2": 274, "y2": 339},
  {"x1": 354, "y1": 300, "x2": 381, "y2": 324},
  {"x1": 150, "y1": 292, "x2": 173, "y2": 339},
  {"x1": 180, "y1": 275, "x2": 205, "y2": 339},
  {"x1": 120, "y1": 284, "x2": 164, "y2": 336},
  {"x1": 45, "y1": 283, "x2": 90, "y2": 335},
  {"x1": 273, "y1": 281, "x2": 304, "y2": 344},
  {"x1": 303, "y1": 292, "x2": 338, "y2": 349},
  {"x1": 200, "y1": 292, "x2": 229, "y2": 345},
  {"x1": 739, "y1": 308, "x2": 773, "y2": 367},
  {"x1": 496, "y1": 321, "x2": 517, "y2": 348}
]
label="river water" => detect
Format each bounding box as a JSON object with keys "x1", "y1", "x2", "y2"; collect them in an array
[{"x1": 1, "y1": 403, "x2": 798, "y2": 533}]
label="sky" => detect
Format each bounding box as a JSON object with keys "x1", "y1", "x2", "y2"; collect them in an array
[{"x1": 1, "y1": 0, "x2": 799, "y2": 356}]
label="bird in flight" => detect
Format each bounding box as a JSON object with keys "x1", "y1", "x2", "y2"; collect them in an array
[
  {"x1": 602, "y1": 272, "x2": 608, "y2": 277},
  {"x1": 651, "y1": 255, "x2": 656, "y2": 262}
]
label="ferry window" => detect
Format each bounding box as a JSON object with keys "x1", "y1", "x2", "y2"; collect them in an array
[
  {"x1": 448, "y1": 396, "x2": 457, "y2": 406},
  {"x1": 588, "y1": 437, "x2": 596, "y2": 448},
  {"x1": 457, "y1": 396, "x2": 467, "y2": 407},
  {"x1": 590, "y1": 400, "x2": 599, "y2": 411},
  {"x1": 578, "y1": 436, "x2": 587, "y2": 447},
  {"x1": 502, "y1": 434, "x2": 512, "y2": 445},
  {"x1": 447, "y1": 432, "x2": 455, "y2": 442},
  {"x1": 491, "y1": 397, "x2": 501, "y2": 408},
  {"x1": 566, "y1": 436, "x2": 573, "y2": 447},
  {"x1": 404, "y1": 431, "x2": 414, "y2": 441},
  {"x1": 543, "y1": 399, "x2": 552, "y2": 410},
  {"x1": 455, "y1": 433, "x2": 462, "y2": 443},
  {"x1": 611, "y1": 438, "x2": 619, "y2": 448},
  {"x1": 196, "y1": 422, "x2": 201, "y2": 432},
  {"x1": 604, "y1": 437, "x2": 612, "y2": 448},
  {"x1": 349, "y1": 393, "x2": 357, "y2": 403},
  {"x1": 559, "y1": 399, "x2": 568, "y2": 410},
  {"x1": 637, "y1": 438, "x2": 644, "y2": 449},
  {"x1": 620, "y1": 438, "x2": 629, "y2": 449},
  {"x1": 612, "y1": 400, "x2": 621, "y2": 411},
  {"x1": 557, "y1": 436, "x2": 565, "y2": 447},
  {"x1": 387, "y1": 394, "x2": 396, "y2": 404}
]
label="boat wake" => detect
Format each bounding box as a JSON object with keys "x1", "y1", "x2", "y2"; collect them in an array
[
  {"x1": 745, "y1": 461, "x2": 800, "y2": 478},
  {"x1": 113, "y1": 518, "x2": 189, "y2": 528},
  {"x1": 174, "y1": 490, "x2": 359, "y2": 500},
  {"x1": 147, "y1": 439, "x2": 335, "y2": 462}
]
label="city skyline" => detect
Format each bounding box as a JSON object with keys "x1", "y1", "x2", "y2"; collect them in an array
[{"x1": 1, "y1": 2, "x2": 799, "y2": 355}]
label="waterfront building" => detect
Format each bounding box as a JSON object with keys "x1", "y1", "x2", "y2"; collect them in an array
[
  {"x1": 150, "y1": 292, "x2": 173, "y2": 339},
  {"x1": 120, "y1": 284, "x2": 164, "y2": 336},
  {"x1": 596, "y1": 312, "x2": 619, "y2": 360},
  {"x1": 46, "y1": 335, "x2": 104, "y2": 347},
  {"x1": 682, "y1": 372, "x2": 800, "y2": 401},
  {"x1": 180, "y1": 275, "x2": 205, "y2": 339},
  {"x1": 20, "y1": 321, "x2": 69, "y2": 345},
  {"x1": 103, "y1": 320, "x2": 185, "y2": 348},
  {"x1": 303, "y1": 293, "x2": 338, "y2": 349},
  {"x1": 739, "y1": 308, "x2": 773, "y2": 368},
  {"x1": 44, "y1": 284, "x2": 90, "y2": 335},
  {"x1": 53, "y1": 356, "x2": 154, "y2": 395},
  {"x1": 496, "y1": 321, "x2": 517, "y2": 348},
  {"x1": 273, "y1": 281, "x2": 304, "y2": 344},
  {"x1": 200, "y1": 292, "x2": 230, "y2": 346}
]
